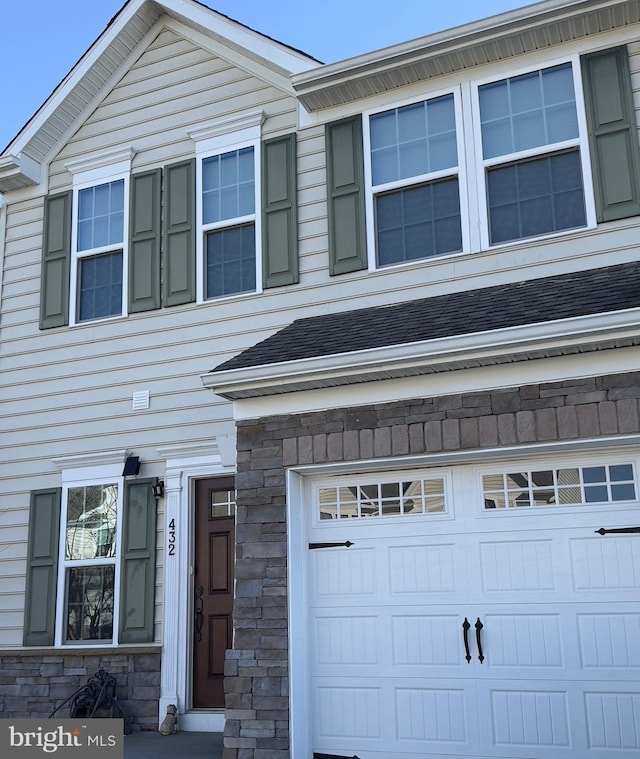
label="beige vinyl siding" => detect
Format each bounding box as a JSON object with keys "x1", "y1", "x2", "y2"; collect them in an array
[{"x1": 3, "y1": 24, "x2": 640, "y2": 648}]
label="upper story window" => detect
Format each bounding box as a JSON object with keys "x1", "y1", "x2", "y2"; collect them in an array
[
  {"x1": 75, "y1": 179, "x2": 126, "y2": 321},
  {"x1": 191, "y1": 111, "x2": 265, "y2": 303},
  {"x1": 478, "y1": 63, "x2": 586, "y2": 245},
  {"x1": 363, "y1": 57, "x2": 598, "y2": 270},
  {"x1": 202, "y1": 146, "x2": 257, "y2": 298},
  {"x1": 369, "y1": 94, "x2": 462, "y2": 266},
  {"x1": 65, "y1": 149, "x2": 134, "y2": 326}
]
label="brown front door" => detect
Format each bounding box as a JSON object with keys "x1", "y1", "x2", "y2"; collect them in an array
[{"x1": 192, "y1": 477, "x2": 235, "y2": 708}]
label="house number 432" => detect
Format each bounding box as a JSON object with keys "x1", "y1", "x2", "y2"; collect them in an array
[{"x1": 168, "y1": 518, "x2": 176, "y2": 556}]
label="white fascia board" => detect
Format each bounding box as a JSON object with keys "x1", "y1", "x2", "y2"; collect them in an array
[
  {"x1": 232, "y1": 345, "x2": 640, "y2": 421},
  {"x1": 291, "y1": 0, "x2": 627, "y2": 109},
  {"x1": 2, "y1": 0, "x2": 150, "y2": 159},
  {"x1": 3, "y1": 0, "x2": 318, "y2": 162},
  {"x1": 201, "y1": 308, "x2": 640, "y2": 399},
  {"x1": 163, "y1": 0, "x2": 318, "y2": 75},
  {"x1": 293, "y1": 0, "x2": 612, "y2": 87}
]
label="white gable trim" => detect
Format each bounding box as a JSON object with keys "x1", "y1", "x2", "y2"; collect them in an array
[
  {"x1": 161, "y1": 16, "x2": 313, "y2": 96},
  {"x1": 0, "y1": 0, "x2": 317, "y2": 177}
]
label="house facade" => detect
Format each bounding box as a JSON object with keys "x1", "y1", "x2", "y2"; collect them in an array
[{"x1": 1, "y1": 0, "x2": 639, "y2": 757}]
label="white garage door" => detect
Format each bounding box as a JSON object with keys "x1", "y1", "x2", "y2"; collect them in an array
[{"x1": 303, "y1": 456, "x2": 640, "y2": 759}]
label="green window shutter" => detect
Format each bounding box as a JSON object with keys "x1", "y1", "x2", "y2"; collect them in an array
[
  {"x1": 262, "y1": 133, "x2": 298, "y2": 287},
  {"x1": 582, "y1": 45, "x2": 640, "y2": 221},
  {"x1": 40, "y1": 192, "x2": 71, "y2": 329},
  {"x1": 119, "y1": 479, "x2": 157, "y2": 643},
  {"x1": 129, "y1": 168, "x2": 162, "y2": 313},
  {"x1": 164, "y1": 159, "x2": 196, "y2": 306},
  {"x1": 326, "y1": 116, "x2": 367, "y2": 275},
  {"x1": 24, "y1": 488, "x2": 61, "y2": 646}
]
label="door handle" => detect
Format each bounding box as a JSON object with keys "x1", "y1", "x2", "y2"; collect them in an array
[
  {"x1": 462, "y1": 618, "x2": 472, "y2": 663},
  {"x1": 595, "y1": 526, "x2": 640, "y2": 535},
  {"x1": 194, "y1": 584, "x2": 203, "y2": 642},
  {"x1": 475, "y1": 618, "x2": 485, "y2": 663}
]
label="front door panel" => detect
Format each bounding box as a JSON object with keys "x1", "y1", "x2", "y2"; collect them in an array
[{"x1": 193, "y1": 477, "x2": 235, "y2": 708}]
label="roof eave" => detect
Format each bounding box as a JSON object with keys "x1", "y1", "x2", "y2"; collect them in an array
[
  {"x1": 292, "y1": 0, "x2": 640, "y2": 112},
  {"x1": 0, "y1": 154, "x2": 42, "y2": 193},
  {"x1": 201, "y1": 309, "x2": 640, "y2": 400}
]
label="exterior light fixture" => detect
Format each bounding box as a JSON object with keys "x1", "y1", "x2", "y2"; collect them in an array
[
  {"x1": 152, "y1": 480, "x2": 165, "y2": 499},
  {"x1": 122, "y1": 456, "x2": 141, "y2": 476}
]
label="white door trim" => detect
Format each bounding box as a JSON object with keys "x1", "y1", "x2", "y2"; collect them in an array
[{"x1": 157, "y1": 440, "x2": 235, "y2": 732}]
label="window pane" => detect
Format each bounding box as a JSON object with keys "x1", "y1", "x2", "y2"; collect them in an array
[
  {"x1": 370, "y1": 95, "x2": 456, "y2": 185},
  {"x1": 206, "y1": 223, "x2": 256, "y2": 298},
  {"x1": 480, "y1": 64, "x2": 578, "y2": 159},
  {"x1": 77, "y1": 180, "x2": 124, "y2": 251},
  {"x1": 583, "y1": 466, "x2": 606, "y2": 483},
  {"x1": 609, "y1": 464, "x2": 634, "y2": 481},
  {"x1": 376, "y1": 178, "x2": 462, "y2": 265},
  {"x1": 65, "y1": 566, "x2": 114, "y2": 642},
  {"x1": 211, "y1": 490, "x2": 236, "y2": 518},
  {"x1": 66, "y1": 484, "x2": 118, "y2": 559},
  {"x1": 203, "y1": 148, "x2": 255, "y2": 224},
  {"x1": 487, "y1": 150, "x2": 585, "y2": 244},
  {"x1": 78, "y1": 251, "x2": 123, "y2": 321}
]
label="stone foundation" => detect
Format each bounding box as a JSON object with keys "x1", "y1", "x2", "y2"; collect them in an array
[{"x1": 0, "y1": 647, "x2": 161, "y2": 731}]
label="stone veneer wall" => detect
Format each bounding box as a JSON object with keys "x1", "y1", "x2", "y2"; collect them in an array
[
  {"x1": 223, "y1": 372, "x2": 640, "y2": 759},
  {"x1": 0, "y1": 648, "x2": 161, "y2": 731}
]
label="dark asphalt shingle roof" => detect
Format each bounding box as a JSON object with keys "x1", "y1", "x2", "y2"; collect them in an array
[{"x1": 212, "y1": 261, "x2": 640, "y2": 373}]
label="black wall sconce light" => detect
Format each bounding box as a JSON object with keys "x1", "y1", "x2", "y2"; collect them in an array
[
  {"x1": 152, "y1": 480, "x2": 165, "y2": 499},
  {"x1": 122, "y1": 456, "x2": 141, "y2": 476}
]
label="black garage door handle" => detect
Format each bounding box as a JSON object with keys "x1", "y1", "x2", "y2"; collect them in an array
[{"x1": 595, "y1": 526, "x2": 640, "y2": 535}]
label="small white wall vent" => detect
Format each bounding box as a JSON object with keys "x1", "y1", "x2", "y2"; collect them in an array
[{"x1": 132, "y1": 390, "x2": 150, "y2": 411}]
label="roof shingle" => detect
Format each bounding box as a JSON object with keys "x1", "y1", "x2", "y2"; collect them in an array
[{"x1": 212, "y1": 262, "x2": 640, "y2": 373}]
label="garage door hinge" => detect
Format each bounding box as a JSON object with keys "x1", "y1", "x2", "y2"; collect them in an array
[{"x1": 308, "y1": 541, "x2": 354, "y2": 550}]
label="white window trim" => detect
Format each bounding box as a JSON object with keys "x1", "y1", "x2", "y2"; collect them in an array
[
  {"x1": 362, "y1": 53, "x2": 598, "y2": 272},
  {"x1": 67, "y1": 154, "x2": 133, "y2": 326},
  {"x1": 469, "y1": 53, "x2": 597, "y2": 251},
  {"x1": 190, "y1": 110, "x2": 265, "y2": 304},
  {"x1": 53, "y1": 451, "x2": 129, "y2": 648},
  {"x1": 363, "y1": 85, "x2": 470, "y2": 272}
]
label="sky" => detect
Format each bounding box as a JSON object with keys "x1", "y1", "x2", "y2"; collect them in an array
[{"x1": 0, "y1": 0, "x2": 534, "y2": 150}]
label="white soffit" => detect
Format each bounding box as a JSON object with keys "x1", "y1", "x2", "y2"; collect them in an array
[
  {"x1": 201, "y1": 310, "x2": 640, "y2": 400},
  {"x1": 292, "y1": 0, "x2": 640, "y2": 111}
]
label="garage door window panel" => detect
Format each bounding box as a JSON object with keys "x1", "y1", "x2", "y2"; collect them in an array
[
  {"x1": 483, "y1": 463, "x2": 637, "y2": 510},
  {"x1": 318, "y1": 477, "x2": 446, "y2": 520}
]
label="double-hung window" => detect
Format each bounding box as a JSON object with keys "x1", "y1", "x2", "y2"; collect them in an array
[
  {"x1": 478, "y1": 62, "x2": 588, "y2": 245},
  {"x1": 192, "y1": 111, "x2": 264, "y2": 302},
  {"x1": 24, "y1": 452, "x2": 157, "y2": 647},
  {"x1": 66, "y1": 150, "x2": 133, "y2": 325},
  {"x1": 361, "y1": 57, "x2": 602, "y2": 269},
  {"x1": 367, "y1": 92, "x2": 463, "y2": 267},
  {"x1": 62, "y1": 481, "x2": 121, "y2": 643},
  {"x1": 202, "y1": 146, "x2": 257, "y2": 298}
]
